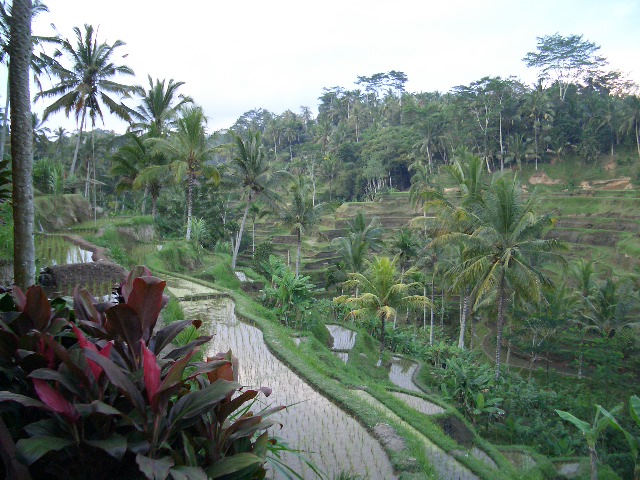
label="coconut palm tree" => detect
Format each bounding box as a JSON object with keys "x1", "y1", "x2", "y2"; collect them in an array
[
  {"x1": 440, "y1": 175, "x2": 564, "y2": 379},
  {"x1": 228, "y1": 130, "x2": 280, "y2": 269},
  {"x1": 35, "y1": 24, "x2": 135, "y2": 175},
  {"x1": 335, "y1": 256, "x2": 430, "y2": 366},
  {"x1": 620, "y1": 94, "x2": 640, "y2": 160},
  {"x1": 147, "y1": 106, "x2": 218, "y2": 240},
  {"x1": 111, "y1": 132, "x2": 169, "y2": 218},
  {"x1": 131, "y1": 75, "x2": 193, "y2": 136},
  {"x1": 280, "y1": 175, "x2": 323, "y2": 277}
]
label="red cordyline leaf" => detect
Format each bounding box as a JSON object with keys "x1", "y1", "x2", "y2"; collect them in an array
[
  {"x1": 32, "y1": 378, "x2": 79, "y2": 422},
  {"x1": 71, "y1": 324, "x2": 112, "y2": 380},
  {"x1": 12, "y1": 286, "x2": 26, "y2": 311},
  {"x1": 141, "y1": 341, "x2": 161, "y2": 409},
  {"x1": 207, "y1": 351, "x2": 238, "y2": 384}
]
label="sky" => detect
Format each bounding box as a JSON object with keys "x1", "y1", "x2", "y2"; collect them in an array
[{"x1": 2, "y1": 0, "x2": 639, "y2": 134}]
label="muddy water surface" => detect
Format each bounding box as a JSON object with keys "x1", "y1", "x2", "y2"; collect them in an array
[{"x1": 181, "y1": 297, "x2": 397, "y2": 480}]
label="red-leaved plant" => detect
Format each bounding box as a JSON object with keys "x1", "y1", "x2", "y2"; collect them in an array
[{"x1": 0, "y1": 266, "x2": 282, "y2": 480}]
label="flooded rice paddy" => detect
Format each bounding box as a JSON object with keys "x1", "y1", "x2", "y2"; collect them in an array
[
  {"x1": 36, "y1": 234, "x2": 93, "y2": 266},
  {"x1": 181, "y1": 297, "x2": 397, "y2": 480},
  {"x1": 389, "y1": 356, "x2": 422, "y2": 393},
  {"x1": 391, "y1": 391, "x2": 445, "y2": 415},
  {"x1": 326, "y1": 324, "x2": 357, "y2": 363}
]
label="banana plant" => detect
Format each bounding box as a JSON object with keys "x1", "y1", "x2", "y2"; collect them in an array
[
  {"x1": 556, "y1": 403, "x2": 622, "y2": 480},
  {"x1": 599, "y1": 396, "x2": 640, "y2": 480}
]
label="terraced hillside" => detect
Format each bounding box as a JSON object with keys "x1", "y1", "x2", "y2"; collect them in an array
[{"x1": 241, "y1": 178, "x2": 640, "y2": 281}]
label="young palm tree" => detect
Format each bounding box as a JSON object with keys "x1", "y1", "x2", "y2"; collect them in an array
[
  {"x1": 148, "y1": 106, "x2": 218, "y2": 240},
  {"x1": 35, "y1": 24, "x2": 135, "y2": 175},
  {"x1": 110, "y1": 132, "x2": 168, "y2": 218},
  {"x1": 335, "y1": 256, "x2": 430, "y2": 366},
  {"x1": 440, "y1": 175, "x2": 564, "y2": 379},
  {"x1": 280, "y1": 175, "x2": 323, "y2": 277},
  {"x1": 228, "y1": 130, "x2": 280, "y2": 269},
  {"x1": 131, "y1": 75, "x2": 193, "y2": 136}
]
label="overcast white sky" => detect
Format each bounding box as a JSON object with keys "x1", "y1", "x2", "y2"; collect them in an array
[{"x1": 2, "y1": 0, "x2": 639, "y2": 134}]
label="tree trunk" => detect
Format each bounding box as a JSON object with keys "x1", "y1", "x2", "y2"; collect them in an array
[
  {"x1": 151, "y1": 192, "x2": 158, "y2": 219},
  {"x1": 495, "y1": 271, "x2": 506, "y2": 381},
  {"x1": 185, "y1": 168, "x2": 195, "y2": 240},
  {"x1": 377, "y1": 316, "x2": 386, "y2": 367},
  {"x1": 588, "y1": 445, "x2": 598, "y2": 480},
  {"x1": 458, "y1": 292, "x2": 468, "y2": 349},
  {"x1": 70, "y1": 110, "x2": 85, "y2": 175},
  {"x1": 430, "y1": 274, "x2": 435, "y2": 345},
  {"x1": 232, "y1": 200, "x2": 251, "y2": 269},
  {"x1": 10, "y1": 0, "x2": 35, "y2": 290},
  {"x1": 295, "y1": 228, "x2": 301, "y2": 278}
]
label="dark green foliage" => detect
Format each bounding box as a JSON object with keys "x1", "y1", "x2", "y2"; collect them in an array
[
  {"x1": 262, "y1": 256, "x2": 318, "y2": 330},
  {"x1": 252, "y1": 241, "x2": 273, "y2": 278}
]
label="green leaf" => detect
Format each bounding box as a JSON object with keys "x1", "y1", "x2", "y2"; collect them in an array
[
  {"x1": 150, "y1": 319, "x2": 194, "y2": 355},
  {"x1": 85, "y1": 349, "x2": 145, "y2": 412},
  {"x1": 555, "y1": 409, "x2": 590, "y2": 434},
  {"x1": 168, "y1": 379, "x2": 240, "y2": 430},
  {"x1": 206, "y1": 453, "x2": 263, "y2": 478},
  {"x1": 85, "y1": 435, "x2": 127, "y2": 460},
  {"x1": 0, "y1": 391, "x2": 47, "y2": 409},
  {"x1": 29, "y1": 368, "x2": 82, "y2": 397},
  {"x1": 169, "y1": 466, "x2": 208, "y2": 480},
  {"x1": 24, "y1": 419, "x2": 62, "y2": 437},
  {"x1": 16, "y1": 436, "x2": 73, "y2": 465},
  {"x1": 630, "y1": 396, "x2": 640, "y2": 427},
  {"x1": 136, "y1": 453, "x2": 174, "y2": 480}
]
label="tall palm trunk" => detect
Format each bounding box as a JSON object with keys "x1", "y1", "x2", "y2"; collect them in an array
[
  {"x1": 10, "y1": 0, "x2": 35, "y2": 290},
  {"x1": 458, "y1": 291, "x2": 468, "y2": 349},
  {"x1": 495, "y1": 271, "x2": 506, "y2": 380},
  {"x1": 70, "y1": 110, "x2": 86, "y2": 175},
  {"x1": 377, "y1": 316, "x2": 386, "y2": 367},
  {"x1": 185, "y1": 166, "x2": 195, "y2": 240},
  {"x1": 430, "y1": 277, "x2": 435, "y2": 345},
  {"x1": 295, "y1": 228, "x2": 301, "y2": 278},
  {"x1": 232, "y1": 200, "x2": 251, "y2": 269}
]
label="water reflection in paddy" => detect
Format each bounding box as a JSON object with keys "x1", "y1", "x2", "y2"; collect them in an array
[
  {"x1": 181, "y1": 298, "x2": 397, "y2": 480},
  {"x1": 389, "y1": 356, "x2": 422, "y2": 394},
  {"x1": 36, "y1": 235, "x2": 93, "y2": 266}
]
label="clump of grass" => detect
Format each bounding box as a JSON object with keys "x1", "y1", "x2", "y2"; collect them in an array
[{"x1": 162, "y1": 297, "x2": 185, "y2": 323}]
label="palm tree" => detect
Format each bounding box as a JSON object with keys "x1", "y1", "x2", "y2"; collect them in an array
[
  {"x1": 111, "y1": 132, "x2": 168, "y2": 218},
  {"x1": 579, "y1": 278, "x2": 639, "y2": 338},
  {"x1": 131, "y1": 75, "x2": 192, "y2": 136},
  {"x1": 148, "y1": 106, "x2": 217, "y2": 240},
  {"x1": 320, "y1": 153, "x2": 340, "y2": 202},
  {"x1": 334, "y1": 211, "x2": 385, "y2": 275},
  {"x1": 228, "y1": 130, "x2": 279, "y2": 269},
  {"x1": 280, "y1": 175, "x2": 323, "y2": 277},
  {"x1": 35, "y1": 24, "x2": 135, "y2": 175},
  {"x1": 440, "y1": 175, "x2": 564, "y2": 379},
  {"x1": 620, "y1": 94, "x2": 640, "y2": 160},
  {"x1": 335, "y1": 256, "x2": 430, "y2": 366}
]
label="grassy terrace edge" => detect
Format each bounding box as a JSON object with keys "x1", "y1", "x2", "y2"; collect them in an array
[{"x1": 153, "y1": 266, "x2": 543, "y2": 480}]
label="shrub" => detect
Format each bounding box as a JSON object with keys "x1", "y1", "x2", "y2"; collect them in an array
[{"x1": 0, "y1": 266, "x2": 281, "y2": 479}]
